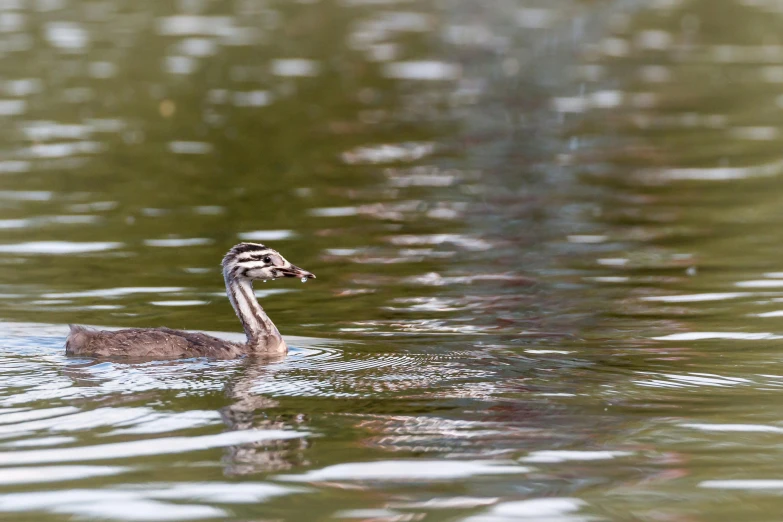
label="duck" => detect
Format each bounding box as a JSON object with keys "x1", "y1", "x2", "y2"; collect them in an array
[{"x1": 65, "y1": 242, "x2": 315, "y2": 358}]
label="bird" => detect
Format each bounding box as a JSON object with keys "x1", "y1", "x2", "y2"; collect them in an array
[{"x1": 65, "y1": 242, "x2": 315, "y2": 359}]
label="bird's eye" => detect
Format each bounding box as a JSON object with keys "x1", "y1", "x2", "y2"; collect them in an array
[{"x1": 263, "y1": 256, "x2": 272, "y2": 264}]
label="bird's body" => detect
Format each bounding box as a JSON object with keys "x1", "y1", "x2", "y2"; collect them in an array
[
  {"x1": 65, "y1": 325, "x2": 250, "y2": 359},
  {"x1": 65, "y1": 243, "x2": 314, "y2": 359}
]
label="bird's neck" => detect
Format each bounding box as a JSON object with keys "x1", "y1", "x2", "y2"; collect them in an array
[{"x1": 224, "y1": 273, "x2": 283, "y2": 351}]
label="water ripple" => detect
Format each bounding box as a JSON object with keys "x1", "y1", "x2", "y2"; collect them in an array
[
  {"x1": 0, "y1": 429, "x2": 307, "y2": 466},
  {"x1": 0, "y1": 482, "x2": 305, "y2": 521}
]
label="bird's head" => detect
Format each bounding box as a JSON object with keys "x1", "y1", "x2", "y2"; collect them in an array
[{"x1": 222, "y1": 242, "x2": 315, "y2": 282}]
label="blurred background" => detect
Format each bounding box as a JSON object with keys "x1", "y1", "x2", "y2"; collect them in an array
[{"x1": 6, "y1": 0, "x2": 783, "y2": 520}]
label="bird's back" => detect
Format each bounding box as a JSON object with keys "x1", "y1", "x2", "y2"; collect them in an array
[{"x1": 65, "y1": 325, "x2": 246, "y2": 359}]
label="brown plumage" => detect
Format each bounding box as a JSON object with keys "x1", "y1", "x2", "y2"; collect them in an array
[
  {"x1": 65, "y1": 325, "x2": 248, "y2": 359},
  {"x1": 65, "y1": 243, "x2": 315, "y2": 359}
]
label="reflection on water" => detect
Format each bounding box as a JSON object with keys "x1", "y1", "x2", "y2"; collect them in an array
[{"x1": 5, "y1": 0, "x2": 783, "y2": 520}]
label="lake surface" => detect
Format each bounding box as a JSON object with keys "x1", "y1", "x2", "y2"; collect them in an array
[{"x1": 3, "y1": 0, "x2": 783, "y2": 520}]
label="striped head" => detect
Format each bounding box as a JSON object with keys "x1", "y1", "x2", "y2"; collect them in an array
[{"x1": 222, "y1": 243, "x2": 315, "y2": 282}]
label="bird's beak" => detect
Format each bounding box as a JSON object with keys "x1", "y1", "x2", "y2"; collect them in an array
[{"x1": 280, "y1": 265, "x2": 316, "y2": 279}]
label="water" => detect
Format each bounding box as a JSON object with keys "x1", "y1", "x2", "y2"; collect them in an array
[{"x1": 3, "y1": 0, "x2": 783, "y2": 520}]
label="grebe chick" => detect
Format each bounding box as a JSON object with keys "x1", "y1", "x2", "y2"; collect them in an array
[{"x1": 65, "y1": 242, "x2": 315, "y2": 359}]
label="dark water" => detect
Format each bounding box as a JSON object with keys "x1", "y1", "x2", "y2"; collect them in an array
[{"x1": 3, "y1": 0, "x2": 783, "y2": 520}]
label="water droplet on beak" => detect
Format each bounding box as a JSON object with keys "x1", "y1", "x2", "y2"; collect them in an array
[{"x1": 301, "y1": 276, "x2": 307, "y2": 283}]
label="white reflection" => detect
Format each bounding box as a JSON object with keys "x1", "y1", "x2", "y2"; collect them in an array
[
  {"x1": 639, "y1": 65, "x2": 671, "y2": 83},
  {"x1": 26, "y1": 141, "x2": 103, "y2": 158},
  {"x1": 150, "y1": 300, "x2": 208, "y2": 307},
  {"x1": 43, "y1": 287, "x2": 182, "y2": 299},
  {"x1": 729, "y1": 126, "x2": 779, "y2": 141},
  {"x1": 22, "y1": 122, "x2": 91, "y2": 141},
  {"x1": 85, "y1": 118, "x2": 125, "y2": 132},
  {"x1": 0, "y1": 491, "x2": 225, "y2": 521},
  {"x1": 388, "y1": 234, "x2": 492, "y2": 251},
  {"x1": 2, "y1": 436, "x2": 75, "y2": 448},
  {"x1": 336, "y1": 509, "x2": 402, "y2": 519},
  {"x1": 390, "y1": 497, "x2": 498, "y2": 509},
  {"x1": 238, "y1": 230, "x2": 295, "y2": 241},
  {"x1": 712, "y1": 43, "x2": 783, "y2": 63},
  {"x1": 641, "y1": 292, "x2": 751, "y2": 303},
  {"x1": 640, "y1": 373, "x2": 750, "y2": 388},
  {"x1": 0, "y1": 481, "x2": 304, "y2": 521},
  {"x1": 701, "y1": 480, "x2": 783, "y2": 489},
  {"x1": 168, "y1": 141, "x2": 212, "y2": 154},
  {"x1": 682, "y1": 423, "x2": 783, "y2": 434},
  {"x1": 754, "y1": 310, "x2": 783, "y2": 318},
  {"x1": 157, "y1": 15, "x2": 233, "y2": 36},
  {"x1": 584, "y1": 276, "x2": 631, "y2": 283},
  {"x1": 567, "y1": 235, "x2": 607, "y2": 244},
  {"x1": 387, "y1": 171, "x2": 459, "y2": 187},
  {"x1": 108, "y1": 410, "x2": 220, "y2": 435},
  {"x1": 464, "y1": 498, "x2": 588, "y2": 522},
  {"x1": 653, "y1": 332, "x2": 783, "y2": 341},
  {"x1": 0, "y1": 99, "x2": 26, "y2": 115},
  {"x1": 309, "y1": 206, "x2": 359, "y2": 217},
  {"x1": 164, "y1": 56, "x2": 197, "y2": 75},
  {"x1": 520, "y1": 451, "x2": 632, "y2": 463},
  {"x1": 736, "y1": 280, "x2": 783, "y2": 288},
  {"x1": 3, "y1": 79, "x2": 42, "y2": 96},
  {"x1": 0, "y1": 241, "x2": 121, "y2": 254},
  {"x1": 179, "y1": 38, "x2": 216, "y2": 57},
  {"x1": 0, "y1": 219, "x2": 32, "y2": 229},
  {"x1": 9, "y1": 212, "x2": 87, "y2": 225},
  {"x1": 270, "y1": 59, "x2": 320, "y2": 77},
  {"x1": 192, "y1": 205, "x2": 224, "y2": 215},
  {"x1": 0, "y1": 160, "x2": 30, "y2": 173},
  {"x1": 0, "y1": 429, "x2": 308, "y2": 465},
  {"x1": 590, "y1": 90, "x2": 623, "y2": 108},
  {"x1": 149, "y1": 482, "x2": 306, "y2": 503},
  {"x1": 44, "y1": 21, "x2": 88, "y2": 50},
  {"x1": 0, "y1": 407, "x2": 214, "y2": 436},
  {"x1": 597, "y1": 258, "x2": 628, "y2": 266},
  {"x1": 405, "y1": 272, "x2": 529, "y2": 286},
  {"x1": 383, "y1": 61, "x2": 461, "y2": 80},
  {"x1": 551, "y1": 97, "x2": 587, "y2": 113},
  {"x1": 233, "y1": 90, "x2": 271, "y2": 107},
  {"x1": 656, "y1": 158, "x2": 783, "y2": 181},
  {"x1": 600, "y1": 37, "x2": 630, "y2": 57},
  {"x1": 635, "y1": 29, "x2": 672, "y2": 50},
  {"x1": 342, "y1": 142, "x2": 435, "y2": 164},
  {"x1": 0, "y1": 406, "x2": 78, "y2": 426},
  {"x1": 0, "y1": 466, "x2": 127, "y2": 485},
  {"x1": 277, "y1": 460, "x2": 527, "y2": 482},
  {"x1": 144, "y1": 238, "x2": 212, "y2": 247}
]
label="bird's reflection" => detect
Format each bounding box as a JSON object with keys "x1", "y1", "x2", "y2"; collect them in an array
[{"x1": 220, "y1": 355, "x2": 310, "y2": 475}]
